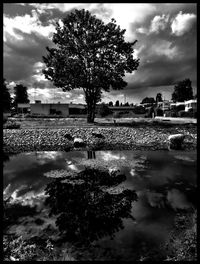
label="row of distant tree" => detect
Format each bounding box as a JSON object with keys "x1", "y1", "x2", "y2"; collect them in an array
[
  {"x1": 109, "y1": 78, "x2": 196, "y2": 107},
  {"x1": 3, "y1": 77, "x2": 196, "y2": 113},
  {"x1": 3, "y1": 79, "x2": 29, "y2": 113}
]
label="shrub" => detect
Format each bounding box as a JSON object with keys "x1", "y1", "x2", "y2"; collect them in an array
[
  {"x1": 98, "y1": 104, "x2": 112, "y2": 117},
  {"x1": 3, "y1": 116, "x2": 8, "y2": 124},
  {"x1": 3, "y1": 235, "x2": 75, "y2": 261},
  {"x1": 3, "y1": 120, "x2": 20, "y2": 129},
  {"x1": 156, "y1": 108, "x2": 163, "y2": 116},
  {"x1": 133, "y1": 106, "x2": 146, "y2": 114},
  {"x1": 178, "y1": 111, "x2": 194, "y2": 118},
  {"x1": 113, "y1": 112, "x2": 121, "y2": 118},
  {"x1": 164, "y1": 210, "x2": 197, "y2": 261}
]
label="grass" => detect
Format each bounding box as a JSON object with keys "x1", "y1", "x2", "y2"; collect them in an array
[{"x1": 7, "y1": 116, "x2": 196, "y2": 129}]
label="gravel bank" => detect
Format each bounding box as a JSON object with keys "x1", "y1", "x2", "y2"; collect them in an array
[{"x1": 3, "y1": 126, "x2": 197, "y2": 153}]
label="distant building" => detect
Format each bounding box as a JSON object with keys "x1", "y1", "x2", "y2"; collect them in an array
[
  {"x1": 157, "y1": 100, "x2": 172, "y2": 111},
  {"x1": 108, "y1": 106, "x2": 136, "y2": 112},
  {"x1": 17, "y1": 103, "x2": 31, "y2": 114},
  {"x1": 185, "y1": 99, "x2": 197, "y2": 112},
  {"x1": 30, "y1": 103, "x2": 69, "y2": 116},
  {"x1": 29, "y1": 102, "x2": 87, "y2": 117}
]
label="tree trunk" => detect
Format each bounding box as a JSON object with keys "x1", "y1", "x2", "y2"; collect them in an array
[
  {"x1": 85, "y1": 87, "x2": 98, "y2": 123},
  {"x1": 87, "y1": 100, "x2": 96, "y2": 123}
]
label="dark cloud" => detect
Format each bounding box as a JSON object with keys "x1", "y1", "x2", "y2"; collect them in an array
[
  {"x1": 3, "y1": 3, "x2": 33, "y2": 17},
  {"x1": 3, "y1": 3, "x2": 197, "y2": 104},
  {"x1": 5, "y1": 30, "x2": 53, "y2": 60},
  {"x1": 128, "y1": 5, "x2": 197, "y2": 93}
]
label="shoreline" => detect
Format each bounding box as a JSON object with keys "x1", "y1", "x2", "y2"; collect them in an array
[{"x1": 3, "y1": 126, "x2": 197, "y2": 153}]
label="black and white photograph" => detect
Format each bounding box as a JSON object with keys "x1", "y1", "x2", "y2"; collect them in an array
[{"x1": 3, "y1": 2, "x2": 197, "y2": 261}]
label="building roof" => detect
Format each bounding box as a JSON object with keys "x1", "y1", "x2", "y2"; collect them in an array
[
  {"x1": 18, "y1": 103, "x2": 30, "y2": 108},
  {"x1": 29, "y1": 103, "x2": 86, "y2": 109},
  {"x1": 109, "y1": 106, "x2": 136, "y2": 110},
  {"x1": 184, "y1": 99, "x2": 197, "y2": 104}
]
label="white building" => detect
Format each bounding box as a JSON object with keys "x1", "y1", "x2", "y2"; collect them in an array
[
  {"x1": 157, "y1": 100, "x2": 171, "y2": 111},
  {"x1": 184, "y1": 99, "x2": 197, "y2": 112},
  {"x1": 170, "y1": 99, "x2": 197, "y2": 112}
]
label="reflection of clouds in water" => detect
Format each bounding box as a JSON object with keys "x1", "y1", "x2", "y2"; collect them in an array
[
  {"x1": 36, "y1": 151, "x2": 63, "y2": 164},
  {"x1": 167, "y1": 188, "x2": 192, "y2": 210},
  {"x1": 174, "y1": 155, "x2": 195, "y2": 162},
  {"x1": 8, "y1": 189, "x2": 47, "y2": 208},
  {"x1": 130, "y1": 168, "x2": 136, "y2": 177},
  {"x1": 101, "y1": 152, "x2": 126, "y2": 161},
  {"x1": 68, "y1": 164, "x2": 79, "y2": 171},
  {"x1": 4, "y1": 184, "x2": 27, "y2": 200},
  {"x1": 146, "y1": 191, "x2": 165, "y2": 208}
]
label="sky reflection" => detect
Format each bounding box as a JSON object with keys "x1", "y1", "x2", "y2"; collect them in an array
[{"x1": 3, "y1": 150, "x2": 196, "y2": 259}]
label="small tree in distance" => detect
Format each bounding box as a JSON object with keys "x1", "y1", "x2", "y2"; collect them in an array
[
  {"x1": 115, "y1": 100, "x2": 120, "y2": 107},
  {"x1": 3, "y1": 79, "x2": 11, "y2": 113},
  {"x1": 171, "y1": 78, "x2": 193, "y2": 102},
  {"x1": 13, "y1": 84, "x2": 29, "y2": 110},
  {"x1": 141, "y1": 97, "x2": 155, "y2": 104},
  {"x1": 42, "y1": 9, "x2": 139, "y2": 123},
  {"x1": 156, "y1": 93, "x2": 162, "y2": 103}
]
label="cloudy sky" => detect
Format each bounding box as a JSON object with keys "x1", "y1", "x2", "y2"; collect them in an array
[{"x1": 4, "y1": 3, "x2": 197, "y2": 104}]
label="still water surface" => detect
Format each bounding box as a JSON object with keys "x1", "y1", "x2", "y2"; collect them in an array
[{"x1": 3, "y1": 150, "x2": 196, "y2": 260}]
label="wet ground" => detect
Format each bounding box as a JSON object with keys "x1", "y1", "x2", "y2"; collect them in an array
[{"x1": 3, "y1": 150, "x2": 197, "y2": 260}]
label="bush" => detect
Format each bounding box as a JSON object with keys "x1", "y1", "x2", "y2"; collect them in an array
[
  {"x1": 133, "y1": 106, "x2": 146, "y2": 114},
  {"x1": 178, "y1": 110, "x2": 194, "y2": 118},
  {"x1": 164, "y1": 210, "x2": 197, "y2": 261},
  {"x1": 156, "y1": 108, "x2": 163, "y2": 116},
  {"x1": 3, "y1": 120, "x2": 20, "y2": 129},
  {"x1": 3, "y1": 235, "x2": 75, "y2": 261},
  {"x1": 113, "y1": 112, "x2": 121, "y2": 118},
  {"x1": 3, "y1": 116, "x2": 8, "y2": 124},
  {"x1": 98, "y1": 104, "x2": 112, "y2": 117},
  {"x1": 171, "y1": 111, "x2": 178, "y2": 117}
]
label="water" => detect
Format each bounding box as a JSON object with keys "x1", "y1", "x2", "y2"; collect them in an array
[{"x1": 3, "y1": 150, "x2": 196, "y2": 260}]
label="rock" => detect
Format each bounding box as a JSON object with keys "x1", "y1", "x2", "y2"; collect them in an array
[
  {"x1": 92, "y1": 132, "x2": 105, "y2": 139},
  {"x1": 64, "y1": 133, "x2": 73, "y2": 141},
  {"x1": 74, "y1": 137, "x2": 85, "y2": 147},
  {"x1": 168, "y1": 134, "x2": 185, "y2": 150},
  {"x1": 109, "y1": 166, "x2": 121, "y2": 175}
]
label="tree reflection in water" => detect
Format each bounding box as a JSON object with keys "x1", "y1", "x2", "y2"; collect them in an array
[
  {"x1": 87, "y1": 151, "x2": 96, "y2": 159},
  {"x1": 45, "y1": 167, "x2": 137, "y2": 245}
]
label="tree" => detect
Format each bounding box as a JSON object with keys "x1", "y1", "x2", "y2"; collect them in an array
[
  {"x1": 115, "y1": 100, "x2": 119, "y2": 107},
  {"x1": 172, "y1": 78, "x2": 193, "y2": 102},
  {"x1": 42, "y1": 9, "x2": 139, "y2": 123},
  {"x1": 156, "y1": 93, "x2": 162, "y2": 103},
  {"x1": 141, "y1": 97, "x2": 155, "y2": 104},
  {"x1": 13, "y1": 84, "x2": 29, "y2": 109},
  {"x1": 44, "y1": 167, "x2": 137, "y2": 244},
  {"x1": 124, "y1": 102, "x2": 129, "y2": 106},
  {"x1": 108, "y1": 101, "x2": 113, "y2": 107},
  {"x1": 3, "y1": 79, "x2": 11, "y2": 112}
]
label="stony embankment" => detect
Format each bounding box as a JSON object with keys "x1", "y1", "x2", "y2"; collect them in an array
[{"x1": 3, "y1": 126, "x2": 197, "y2": 153}]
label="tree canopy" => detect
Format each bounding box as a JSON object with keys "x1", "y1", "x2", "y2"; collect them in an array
[
  {"x1": 3, "y1": 79, "x2": 11, "y2": 112},
  {"x1": 171, "y1": 78, "x2": 193, "y2": 102},
  {"x1": 141, "y1": 97, "x2": 155, "y2": 104},
  {"x1": 13, "y1": 84, "x2": 29, "y2": 108},
  {"x1": 42, "y1": 9, "x2": 139, "y2": 122},
  {"x1": 115, "y1": 100, "x2": 120, "y2": 107},
  {"x1": 156, "y1": 93, "x2": 162, "y2": 103}
]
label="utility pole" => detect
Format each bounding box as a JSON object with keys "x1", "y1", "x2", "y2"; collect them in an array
[{"x1": 124, "y1": 94, "x2": 126, "y2": 105}]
